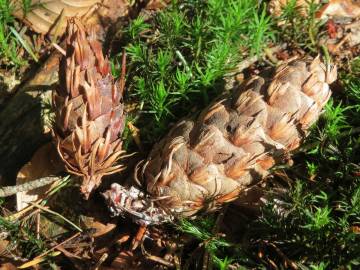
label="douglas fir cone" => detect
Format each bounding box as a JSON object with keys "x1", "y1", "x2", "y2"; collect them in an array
[
  {"x1": 53, "y1": 19, "x2": 126, "y2": 198},
  {"x1": 129, "y1": 57, "x2": 337, "y2": 218}
]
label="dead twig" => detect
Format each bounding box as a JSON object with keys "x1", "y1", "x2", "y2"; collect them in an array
[
  {"x1": 0, "y1": 176, "x2": 61, "y2": 197},
  {"x1": 266, "y1": 242, "x2": 298, "y2": 270},
  {"x1": 146, "y1": 255, "x2": 175, "y2": 268},
  {"x1": 55, "y1": 246, "x2": 83, "y2": 260}
]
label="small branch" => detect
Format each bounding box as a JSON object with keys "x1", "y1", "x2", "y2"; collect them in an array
[
  {"x1": 146, "y1": 255, "x2": 175, "y2": 268},
  {"x1": 0, "y1": 176, "x2": 61, "y2": 197}
]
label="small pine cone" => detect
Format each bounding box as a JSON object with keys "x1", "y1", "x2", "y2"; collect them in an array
[
  {"x1": 53, "y1": 19, "x2": 126, "y2": 198},
  {"x1": 136, "y1": 57, "x2": 337, "y2": 217}
]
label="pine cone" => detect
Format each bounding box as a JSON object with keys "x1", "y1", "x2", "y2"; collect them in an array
[
  {"x1": 136, "y1": 57, "x2": 337, "y2": 217},
  {"x1": 53, "y1": 19, "x2": 126, "y2": 198}
]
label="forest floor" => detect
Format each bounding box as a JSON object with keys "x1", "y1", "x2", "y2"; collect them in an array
[{"x1": 0, "y1": 0, "x2": 360, "y2": 269}]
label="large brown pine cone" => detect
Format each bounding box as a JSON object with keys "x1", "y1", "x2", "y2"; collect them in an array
[
  {"x1": 136, "y1": 57, "x2": 337, "y2": 217},
  {"x1": 53, "y1": 19, "x2": 126, "y2": 198}
]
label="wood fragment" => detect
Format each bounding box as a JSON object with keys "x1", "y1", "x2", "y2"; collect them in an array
[{"x1": 0, "y1": 176, "x2": 61, "y2": 197}]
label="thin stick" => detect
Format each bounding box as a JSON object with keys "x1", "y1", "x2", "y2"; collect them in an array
[
  {"x1": 266, "y1": 241, "x2": 298, "y2": 270},
  {"x1": 140, "y1": 238, "x2": 176, "y2": 268},
  {"x1": 30, "y1": 202, "x2": 83, "y2": 232},
  {"x1": 36, "y1": 210, "x2": 40, "y2": 240},
  {"x1": 146, "y1": 255, "x2": 175, "y2": 268},
  {"x1": 0, "y1": 176, "x2": 61, "y2": 197},
  {"x1": 119, "y1": 49, "x2": 127, "y2": 97},
  {"x1": 52, "y1": 43, "x2": 66, "y2": 56}
]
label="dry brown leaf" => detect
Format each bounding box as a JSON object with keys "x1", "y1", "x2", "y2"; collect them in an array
[
  {"x1": 16, "y1": 143, "x2": 63, "y2": 211},
  {"x1": 81, "y1": 217, "x2": 117, "y2": 238},
  {"x1": 12, "y1": 0, "x2": 129, "y2": 35},
  {"x1": 317, "y1": 0, "x2": 360, "y2": 19},
  {"x1": 0, "y1": 262, "x2": 17, "y2": 270}
]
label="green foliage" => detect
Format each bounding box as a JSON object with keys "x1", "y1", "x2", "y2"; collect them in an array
[
  {"x1": 21, "y1": 0, "x2": 33, "y2": 15},
  {"x1": 0, "y1": 0, "x2": 38, "y2": 68},
  {"x1": 0, "y1": 0, "x2": 23, "y2": 67},
  {"x1": 273, "y1": 0, "x2": 323, "y2": 52},
  {"x1": 178, "y1": 218, "x2": 231, "y2": 253},
  {"x1": 306, "y1": 161, "x2": 318, "y2": 177},
  {"x1": 0, "y1": 216, "x2": 46, "y2": 258},
  {"x1": 323, "y1": 99, "x2": 350, "y2": 142},
  {"x1": 177, "y1": 218, "x2": 244, "y2": 270},
  {"x1": 112, "y1": 0, "x2": 274, "y2": 143}
]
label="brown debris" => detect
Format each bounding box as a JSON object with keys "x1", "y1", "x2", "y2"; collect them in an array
[
  {"x1": 15, "y1": 143, "x2": 64, "y2": 210},
  {"x1": 12, "y1": 0, "x2": 129, "y2": 36},
  {"x1": 317, "y1": 0, "x2": 360, "y2": 19}
]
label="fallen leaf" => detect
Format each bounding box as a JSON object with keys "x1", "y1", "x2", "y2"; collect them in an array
[
  {"x1": 16, "y1": 143, "x2": 64, "y2": 211},
  {"x1": 82, "y1": 217, "x2": 117, "y2": 238},
  {"x1": 12, "y1": 0, "x2": 129, "y2": 35},
  {"x1": 317, "y1": 0, "x2": 360, "y2": 19}
]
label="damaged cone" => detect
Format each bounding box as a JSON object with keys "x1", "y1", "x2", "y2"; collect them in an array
[
  {"x1": 53, "y1": 18, "x2": 126, "y2": 198},
  {"x1": 104, "y1": 57, "x2": 337, "y2": 222}
]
